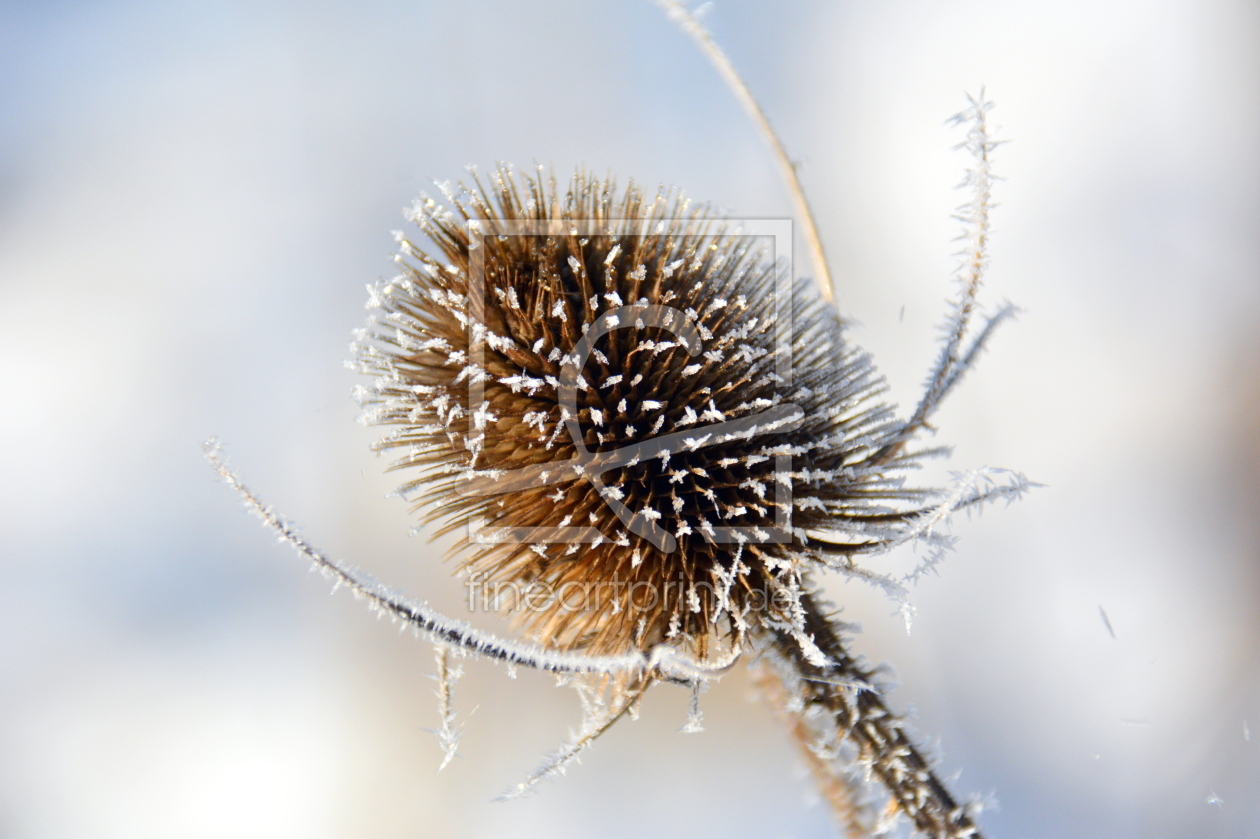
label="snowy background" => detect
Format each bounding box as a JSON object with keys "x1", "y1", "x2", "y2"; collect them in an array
[{"x1": 1, "y1": 0, "x2": 1258, "y2": 837}]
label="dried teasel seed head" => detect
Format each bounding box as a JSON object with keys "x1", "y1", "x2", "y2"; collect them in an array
[
  {"x1": 352, "y1": 165, "x2": 935, "y2": 659},
  {"x1": 210, "y1": 80, "x2": 1024, "y2": 837}
]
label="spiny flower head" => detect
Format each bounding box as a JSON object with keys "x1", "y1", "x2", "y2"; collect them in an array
[
  {"x1": 212, "y1": 80, "x2": 1026, "y2": 837},
  {"x1": 352, "y1": 166, "x2": 944, "y2": 657}
]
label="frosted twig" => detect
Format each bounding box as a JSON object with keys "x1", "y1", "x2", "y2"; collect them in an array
[
  {"x1": 878, "y1": 91, "x2": 1009, "y2": 465},
  {"x1": 917, "y1": 91, "x2": 999, "y2": 419},
  {"x1": 654, "y1": 0, "x2": 835, "y2": 305},
  {"x1": 899, "y1": 468, "x2": 1035, "y2": 585},
  {"x1": 203, "y1": 439, "x2": 734, "y2": 684},
  {"x1": 936, "y1": 301, "x2": 1019, "y2": 400},
  {"x1": 498, "y1": 676, "x2": 653, "y2": 800}
]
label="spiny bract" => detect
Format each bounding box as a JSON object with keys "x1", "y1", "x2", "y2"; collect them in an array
[{"x1": 352, "y1": 166, "x2": 942, "y2": 659}]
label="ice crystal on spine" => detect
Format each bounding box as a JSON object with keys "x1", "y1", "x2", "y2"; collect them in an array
[{"x1": 429, "y1": 645, "x2": 463, "y2": 772}]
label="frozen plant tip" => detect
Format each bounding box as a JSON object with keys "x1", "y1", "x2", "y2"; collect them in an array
[
  {"x1": 430, "y1": 645, "x2": 463, "y2": 772},
  {"x1": 208, "y1": 6, "x2": 1031, "y2": 838}
]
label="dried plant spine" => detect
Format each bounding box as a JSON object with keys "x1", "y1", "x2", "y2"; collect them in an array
[
  {"x1": 653, "y1": 0, "x2": 836, "y2": 304},
  {"x1": 430, "y1": 645, "x2": 463, "y2": 772}
]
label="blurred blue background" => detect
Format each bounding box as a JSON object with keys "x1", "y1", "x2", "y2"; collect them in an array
[{"x1": 1, "y1": 0, "x2": 1258, "y2": 836}]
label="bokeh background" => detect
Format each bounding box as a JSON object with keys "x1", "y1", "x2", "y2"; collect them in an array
[{"x1": 2, "y1": 0, "x2": 1258, "y2": 836}]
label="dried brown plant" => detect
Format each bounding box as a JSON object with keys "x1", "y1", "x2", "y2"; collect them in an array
[{"x1": 207, "y1": 3, "x2": 1030, "y2": 836}]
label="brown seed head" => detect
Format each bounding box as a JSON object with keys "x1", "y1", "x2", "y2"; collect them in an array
[{"x1": 352, "y1": 166, "x2": 920, "y2": 657}]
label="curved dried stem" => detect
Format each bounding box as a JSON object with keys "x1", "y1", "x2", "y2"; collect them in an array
[
  {"x1": 202, "y1": 439, "x2": 738, "y2": 684},
  {"x1": 654, "y1": 0, "x2": 836, "y2": 305},
  {"x1": 877, "y1": 92, "x2": 1010, "y2": 468}
]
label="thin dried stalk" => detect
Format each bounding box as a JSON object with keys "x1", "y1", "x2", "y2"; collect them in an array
[
  {"x1": 655, "y1": 0, "x2": 836, "y2": 304},
  {"x1": 202, "y1": 439, "x2": 734, "y2": 685}
]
